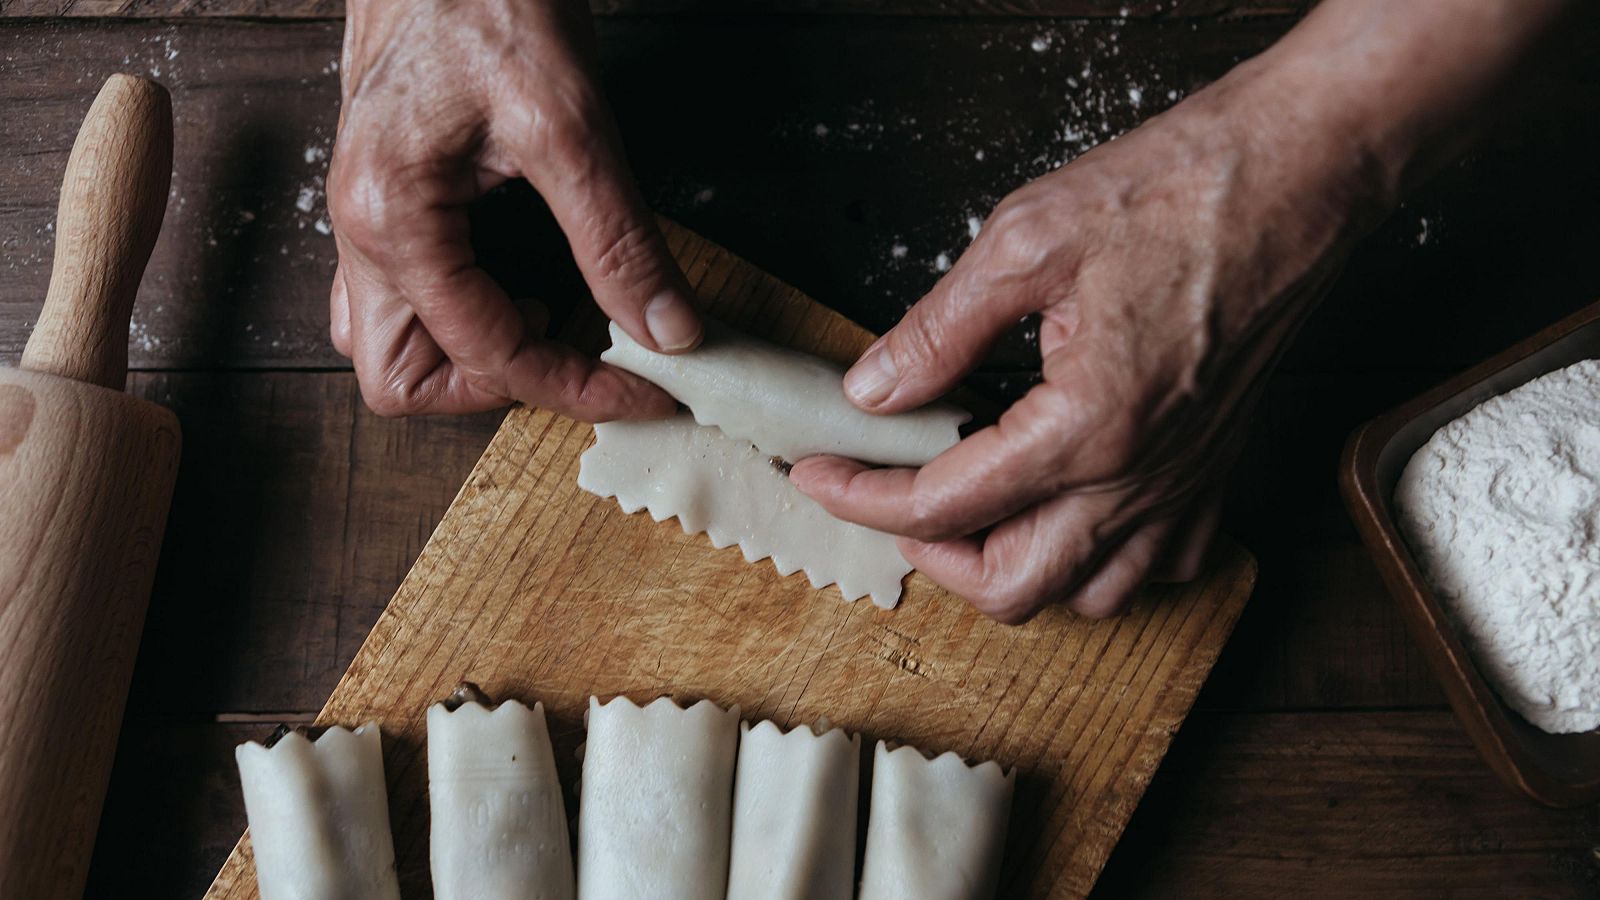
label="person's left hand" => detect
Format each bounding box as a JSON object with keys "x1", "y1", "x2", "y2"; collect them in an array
[{"x1": 789, "y1": 61, "x2": 1381, "y2": 623}]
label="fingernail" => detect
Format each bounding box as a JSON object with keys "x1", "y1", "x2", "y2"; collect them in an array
[
  {"x1": 843, "y1": 343, "x2": 898, "y2": 407},
  {"x1": 644, "y1": 292, "x2": 702, "y2": 352}
]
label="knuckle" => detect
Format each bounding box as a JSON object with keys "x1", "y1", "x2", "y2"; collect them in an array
[
  {"x1": 904, "y1": 490, "x2": 962, "y2": 543},
  {"x1": 589, "y1": 218, "x2": 660, "y2": 288},
  {"x1": 501, "y1": 345, "x2": 596, "y2": 413},
  {"x1": 980, "y1": 190, "x2": 1082, "y2": 287},
  {"x1": 990, "y1": 214, "x2": 1044, "y2": 264},
  {"x1": 971, "y1": 587, "x2": 1040, "y2": 626},
  {"x1": 889, "y1": 311, "x2": 947, "y2": 372},
  {"x1": 327, "y1": 155, "x2": 399, "y2": 248},
  {"x1": 1021, "y1": 387, "x2": 1135, "y2": 484},
  {"x1": 968, "y1": 572, "x2": 1046, "y2": 625},
  {"x1": 356, "y1": 362, "x2": 433, "y2": 418},
  {"x1": 1070, "y1": 590, "x2": 1126, "y2": 620},
  {"x1": 359, "y1": 382, "x2": 417, "y2": 418},
  {"x1": 985, "y1": 195, "x2": 1049, "y2": 257},
  {"x1": 1167, "y1": 557, "x2": 1202, "y2": 583}
]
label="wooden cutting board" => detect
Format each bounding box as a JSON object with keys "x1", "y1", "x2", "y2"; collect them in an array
[{"x1": 205, "y1": 221, "x2": 1255, "y2": 900}]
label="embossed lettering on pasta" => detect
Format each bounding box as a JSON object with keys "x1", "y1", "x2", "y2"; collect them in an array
[
  {"x1": 234, "y1": 724, "x2": 401, "y2": 900},
  {"x1": 428, "y1": 684, "x2": 575, "y2": 900}
]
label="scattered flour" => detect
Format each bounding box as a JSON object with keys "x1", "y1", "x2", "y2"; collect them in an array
[
  {"x1": 813, "y1": 20, "x2": 1189, "y2": 288},
  {"x1": 1417, "y1": 216, "x2": 1433, "y2": 246},
  {"x1": 128, "y1": 318, "x2": 162, "y2": 354},
  {"x1": 1396, "y1": 359, "x2": 1600, "y2": 734}
]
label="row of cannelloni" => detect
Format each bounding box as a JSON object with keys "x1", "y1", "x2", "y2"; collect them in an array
[{"x1": 235, "y1": 686, "x2": 1014, "y2": 899}]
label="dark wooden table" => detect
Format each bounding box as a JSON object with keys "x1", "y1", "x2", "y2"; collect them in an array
[{"x1": 4, "y1": 3, "x2": 1599, "y2": 896}]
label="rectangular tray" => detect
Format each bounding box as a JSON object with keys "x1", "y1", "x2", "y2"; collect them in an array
[{"x1": 1340, "y1": 299, "x2": 1600, "y2": 807}]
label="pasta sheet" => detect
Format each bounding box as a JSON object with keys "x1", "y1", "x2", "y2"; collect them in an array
[
  {"x1": 234, "y1": 724, "x2": 400, "y2": 900},
  {"x1": 602, "y1": 321, "x2": 966, "y2": 466},
  {"x1": 428, "y1": 698, "x2": 573, "y2": 900},
  {"x1": 726, "y1": 720, "x2": 860, "y2": 900},
  {"x1": 579, "y1": 414, "x2": 912, "y2": 607},
  {"x1": 858, "y1": 741, "x2": 1015, "y2": 900},
  {"x1": 576, "y1": 696, "x2": 740, "y2": 900}
]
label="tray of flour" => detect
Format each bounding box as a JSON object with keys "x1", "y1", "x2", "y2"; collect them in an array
[{"x1": 1341, "y1": 298, "x2": 1600, "y2": 807}]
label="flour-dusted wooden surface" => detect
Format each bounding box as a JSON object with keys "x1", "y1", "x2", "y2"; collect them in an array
[
  {"x1": 3, "y1": 6, "x2": 1599, "y2": 898},
  {"x1": 201, "y1": 222, "x2": 1257, "y2": 899}
]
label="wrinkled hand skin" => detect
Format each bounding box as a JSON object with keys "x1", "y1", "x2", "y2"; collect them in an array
[
  {"x1": 792, "y1": 0, "x2": 1574, "y2": 624},
  {"x1": 327, "y1": 0, "x2": 700, "y2": 420},
  {"x1": 797, "y1": 84, "x2": 1357, "y2": 622},
  {"x1": 792, "y1": 39, "x2": 1406, "y2": 624}
]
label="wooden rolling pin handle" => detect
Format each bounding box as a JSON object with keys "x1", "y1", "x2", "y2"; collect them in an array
[{"x1": 20, "y1": 74, "x2": 172, "y2": 391}]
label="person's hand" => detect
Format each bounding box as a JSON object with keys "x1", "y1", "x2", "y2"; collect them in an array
[
  {"x1": 326, "y1": 0, "x2": 699, "y2": 420},
  {"x1": 790, "y1": 54, "x2": 1389, "y2": 623}
]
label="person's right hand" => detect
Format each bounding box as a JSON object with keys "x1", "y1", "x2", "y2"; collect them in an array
[{"x1": 327, "y1": 0, "x2": 700, "y2": 420}]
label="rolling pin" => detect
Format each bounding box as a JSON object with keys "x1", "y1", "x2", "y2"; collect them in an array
[{"x1": 0, "y1": 74, "x2": 181, "y2": 899}]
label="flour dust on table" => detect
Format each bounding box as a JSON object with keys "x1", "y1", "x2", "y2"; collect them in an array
[{"x1": 1396, "y1": 358, "x2": 1600, "y2": 734}]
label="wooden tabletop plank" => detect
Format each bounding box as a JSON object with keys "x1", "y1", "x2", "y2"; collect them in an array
[
  {"x1": 1, "y1": 1, "x2": 1309, "y2": 20},
  {"x1": 83, "y1": 711, "x2": 1598, "y2": 900},
  {"x1": 5, "y1": 16, "x2": 1597, "y2": 376},
  {"x1": 1095, "y1": 711, "x2": 1600, "y2": 898},
  {"x1": 121, "y1": 371, "x2": 500, "y2": 715}
]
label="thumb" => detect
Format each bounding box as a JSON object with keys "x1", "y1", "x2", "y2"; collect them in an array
[
  {"x1": 526, "y1": 137, "x2": 702, "y2": 355},
  {"x1": 843, "y1": 238, "x2": 1042, "y2": 413}
]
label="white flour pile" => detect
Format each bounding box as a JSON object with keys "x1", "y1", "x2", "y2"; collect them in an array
[{"x1": 1396, "y1": 359, "x2": 1600, "y2": 733}]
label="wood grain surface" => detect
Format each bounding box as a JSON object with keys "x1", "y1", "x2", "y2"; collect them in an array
[
  {"x1": 19, "y1": 75, "x2": 170, "y2": 390},
  {"x1": 201, "y1": 222, "x2": 1257, "y2": 899},
  {"x1": 0, "y1": 370, "x2": 179, "y2": 900}
]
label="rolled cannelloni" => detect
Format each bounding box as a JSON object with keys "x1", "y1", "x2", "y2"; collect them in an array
[
  {"x1": 725, "y1": 720, "x2": 860, "y2": 900},
  {"x1": 235, "y1": 723, "x2": 400, "y2": 900},
  {"x1": 576, "y1": 696, "x2": 740, "y2": 900},
  {"x1": 858, "y1": 741, "x2": 1015, "y2": 900},
  {"x1": 428, "y1": 684, "x2": 574, "y2": 900},
  {"x1": 601, "y1": 321, "x2": 965, "y2": 467}
]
